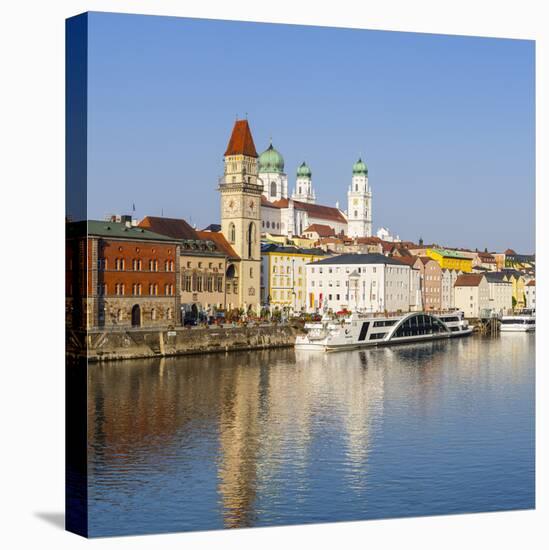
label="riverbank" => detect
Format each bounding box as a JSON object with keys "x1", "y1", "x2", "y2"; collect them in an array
[{"x1": 68, "y1": 324, "x2": 301, "y2": 363}]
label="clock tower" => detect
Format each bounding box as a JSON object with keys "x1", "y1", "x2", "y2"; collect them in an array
[{"x1": 219, "y1": 119, "x2": 262, "y2": 311}]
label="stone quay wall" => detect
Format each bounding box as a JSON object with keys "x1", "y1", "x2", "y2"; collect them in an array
[{"x1": 78, "y1": 324, "x2": 300, "y2": 363}]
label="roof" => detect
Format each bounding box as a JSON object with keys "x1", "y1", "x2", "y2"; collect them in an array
[
  {"x1": 138, "y1": 216, "x2": 198, "y2": 240},
  {"x1": 526, "y1": 279, "x2": 536, "y2": 286},
  {"x1": 394, "y1": 256, "x2": 421, "y2": 267},
  {"x1": 83, "y1": 220, "x2": 178, "y2": 242},
  {"x1": 419, "y1": 256, "x2": 437, "y2": 265},
  {"x1": 477, "y1": 252, "x2": 496, "y2": 261},
  {"x1": 291, "y1": 201, "x2": 346, "y2": 223},
  {"x1": 429, "y1": 248, "x2": 471, "y2": 260},
  {"x1": 224, "y1": 119, "x2": 258, "y2": 157},
  {"x1": 303, "y1": 223, "x2": 335, "y2": 237},
  {"x1": 501, "y1": 268, "x2": 524, "y2": 279},
  {"x1": 354, "y1": 236, "x2": 382, "y2": 245},
  {"x1": 262, "y1": 197, "x2": 347, "y2": 223},
  {"x1": 454, "y1": 274, "x2": 485, "y2": 287},
  {"x1": 309, "y1": 253, "x2": 411, "y2": 266},
  {"x1": 505, "y1": 248, "x2": 517, "y2": 255},
  {"x1": 261, "y1": 244, "x2": 327, "y2": 256},
  {"x1": 485, "y1": 272, "x2": 511, "y2": 283},
  {"x1": 202, "y1": 223, "x2": 221, "y2": 232},
  {"x1": 195, "y1": 230, "x2": 239, "y2": 260}
]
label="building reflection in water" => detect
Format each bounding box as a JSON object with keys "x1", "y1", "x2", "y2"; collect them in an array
[{"x1": 87, "y1": 334, "x2": 534, "y2": 535}]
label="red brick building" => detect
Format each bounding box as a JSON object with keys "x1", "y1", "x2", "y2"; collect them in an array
[{"x1": 67, "y1": 220, "x2": 181, "y2": 329}]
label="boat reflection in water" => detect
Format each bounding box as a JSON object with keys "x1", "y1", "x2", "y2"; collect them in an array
[{"x1": 87, "y1": 334, "x2": 534, "y2": 537}]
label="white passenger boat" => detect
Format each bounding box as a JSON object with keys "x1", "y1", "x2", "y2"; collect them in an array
[
  {"x1": 295, "y1": 310, "x2": 472, "y2": 351},
  {"x1": 500, "y1": 310, "x2": 535, "y2": 332}
]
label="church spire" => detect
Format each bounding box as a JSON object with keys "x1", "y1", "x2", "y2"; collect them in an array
[{"x1": 224, "y1": 119, "x2": 258, "y2": 157}]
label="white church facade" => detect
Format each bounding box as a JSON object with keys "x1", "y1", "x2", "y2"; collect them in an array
[{"x1": 255, "y1": 140, "x2": 373, "y2": 239}]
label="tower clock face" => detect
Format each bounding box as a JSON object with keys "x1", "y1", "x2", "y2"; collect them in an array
[
  {"x1": 224, "y1": 198, "x2": 237, "y2": 215},
  {"x1": 247, "y1": 198, "x2": 256, "y2": 216}
]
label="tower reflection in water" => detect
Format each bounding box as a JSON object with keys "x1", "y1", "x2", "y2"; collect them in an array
[{"x1": 87, "y1": 335, "x2": 534, "y2": 536}]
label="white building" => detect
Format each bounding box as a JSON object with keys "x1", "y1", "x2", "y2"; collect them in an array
[
  {"x1": 257, "y1": 142, "x2": 372, "y2": 239},
  {"x1": 441, "y1": 269, "x2": 461, "y2": 310},
  {"x1": 525, "y1": 279, "x2": 536, "y2": 310},
  {"x1": 485, "y1": 272, "x2": 513, "y2": 315},
  {"x1": 305, "y1": 253, "x2": 411, "y2": 313},
  {"x1": 454, "y1": 274, "x2": 490, "y2": 318},
  {"x1": 376, "y1": 227, "x2": 400, "y2": 242}
]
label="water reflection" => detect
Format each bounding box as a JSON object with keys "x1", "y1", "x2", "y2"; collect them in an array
[{"x1": 87, "y1": 334, "x2": 535, "y2": 537}]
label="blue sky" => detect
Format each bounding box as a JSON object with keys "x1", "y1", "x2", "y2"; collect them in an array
[{"x1": 87, "y1": 12, "x2": 535, "y2": 252}]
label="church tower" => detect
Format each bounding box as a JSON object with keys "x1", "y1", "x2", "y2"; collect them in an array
[
  {"x1": 347, "y1": 157, "x2": 372, "y2": 238},
  {"x1": 258, "y1": 140, "x2": 288, "y2": 201},
  {"x1": 219, "y1": 119, "x2": 262, "y2": 311},
  {"x1": 291, "y1": 162, "x2": 316, "y2": 204}
]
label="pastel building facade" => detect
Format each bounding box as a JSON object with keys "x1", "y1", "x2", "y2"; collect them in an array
[
  {"x1": 260, "y1": 244, "x2": 326, "y2": 312},
  {"x1": 454, "y1": 274, "x2": 490, "y2": 318},
  {"x1": 525, "y1": 280, "x2": 536, "y2": 309},
  {"x1": 426, "y1": 248, "x2": 473, "y2": 273},
  {"x1": 305, "y1": 253, "x2": 411, "y2": 313},
  {"x1": 485, "y1": 272, "x2": 513, "y2": 315}
]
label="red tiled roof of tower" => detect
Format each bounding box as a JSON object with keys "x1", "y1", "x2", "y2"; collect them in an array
[
  {"x1": 526, "y1": 279, "x2": 535, "y2": 286},
  {"x1": 304, "y1": 224, "x2": 335, "y2": 237},
  {"x1": 196, "y1": 230, "x2": 240, "y2": 260},
  {"x1": 455, "y1": 274, "x2": 484, "y2": 287},
  {"x1": 138, "y1": 216, "x2": 199, "y2": 240},
  {"x1": 224, "y1": 119, "x2": 258, "y2": 157}
]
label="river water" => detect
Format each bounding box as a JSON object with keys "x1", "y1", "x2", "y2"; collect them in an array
[{"x1": 87, "y1": 333, "x2": 535, "y2": 537}]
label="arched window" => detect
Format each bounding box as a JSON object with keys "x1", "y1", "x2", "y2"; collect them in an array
[
  {"x1": 151, "y1": 308, "x2": 156, "y2": 321},
  {"x1": 354, "y1": 210, "x2": 358, "y2": 218},
  {"x1": 229, "y1": 222, "x2": 235, "y2": 243},
  {"x1": 270, "y1": 181, "x2": 277, "y2": 197},
  {"x1": 247, "y1": 222, "x2": 255, "y2": 259}
]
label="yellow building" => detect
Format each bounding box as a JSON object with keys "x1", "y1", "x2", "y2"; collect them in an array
[
  {"x1": 502, "y1": 270, "x2": 526, "y2": 309},
  {"x1": 426, "y1": 248, "x2": 473, "y2": 273},
  {"x1": 261, "y1": 245, "x2": 327, "y2": 312}
]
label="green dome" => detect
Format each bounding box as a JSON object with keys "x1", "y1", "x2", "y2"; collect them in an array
[
  {"x1": 258, "y1": 142, "x2": 285, "y2": 173},
  {"x1": 297, "y1": 161, "x2": 312, "y2": 179},
  {"x1": 352, "y1": 157, "x2": 368, "y2": 176}
]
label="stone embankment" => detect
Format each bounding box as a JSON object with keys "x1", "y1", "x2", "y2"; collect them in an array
[{"x1": 68, "y1": 324, "x2": 301, "y2": 363}]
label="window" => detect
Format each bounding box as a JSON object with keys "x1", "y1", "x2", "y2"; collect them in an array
[
  {"x1": 151, "y1": 308, "x2": 157, "y2": 321},
  {"x1": 229, "y1": 223, "x2": 236, "y2": 243},
  {"x1": 197, "y1": 276, "x2": 203, "y2": 292},
  {"x1": 250, "y1": 267, "x2": 253, "y2": 278},
  {"x1": 207, "y1": 276, "x2": 213, "y2": 292}
]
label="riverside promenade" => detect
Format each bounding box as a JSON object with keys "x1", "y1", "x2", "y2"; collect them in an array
[{"x1": 68, "y1": 323, "x2": 300, "y2": 363}]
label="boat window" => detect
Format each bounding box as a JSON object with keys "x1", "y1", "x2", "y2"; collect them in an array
[
  {"x1": 369, "y1": 332, "x2": 386, "y2": 340},
  {"x1": 373, "y1": 320, "x2": 397, "y2": 327},
  {"x1": 358, "y1": 322, "x2": 370, "y2": 341},
  {"x1": 393, "y1": 314, "x2": 449, "y2": 338}
]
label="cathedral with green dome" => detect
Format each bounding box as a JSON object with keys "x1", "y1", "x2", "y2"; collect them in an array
[{"x1": 254, "y1": 130, "x2": 372, "y2": 238}]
